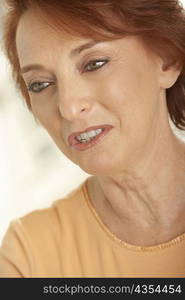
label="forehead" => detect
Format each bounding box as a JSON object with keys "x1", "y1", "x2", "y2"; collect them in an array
[
  {"x1": 16, "y1": 10, "x2": 86, "y2": 63},
  {"x1": 16, "y1": 9, "x2": 158, "y2": 68}
]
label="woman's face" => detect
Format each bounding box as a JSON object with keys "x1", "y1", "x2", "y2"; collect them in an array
[{"x1": 16, "y1": 10, "x2": 171, "y2": 176}]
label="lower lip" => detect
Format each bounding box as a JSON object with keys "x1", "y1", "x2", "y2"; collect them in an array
[{"x1": 71, "y1": 127, "x2": 113, "y2": 151}]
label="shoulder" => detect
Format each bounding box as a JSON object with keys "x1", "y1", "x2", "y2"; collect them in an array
[
  {"x1": 0, "y1": 179, "x2": 88, "y2": 277},
  {"x1": 18, "y1": 179, "x2": 87, "y2": 238}
]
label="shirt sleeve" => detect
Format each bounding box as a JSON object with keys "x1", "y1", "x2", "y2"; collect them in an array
[{"x1": 0, "y1": 220, "x2": 33, "y2": 278}]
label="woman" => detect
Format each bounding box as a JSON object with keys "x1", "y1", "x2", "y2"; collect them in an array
[{"x1": 0, "y1": 0, "x2": 185, "y2": 278}]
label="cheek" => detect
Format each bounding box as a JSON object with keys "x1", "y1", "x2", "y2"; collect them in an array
[
  {"x1": 92, "y1": 66, "x2": 161, "y2": 154},
  {"x1": 98, "y1": 64, "x2": 160, "y2": 125},
  {"x1": 31, "y1": 99, "x2": 61, "y2": 135}
]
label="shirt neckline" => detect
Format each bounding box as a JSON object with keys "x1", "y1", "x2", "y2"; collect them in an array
[{"x1": 82, "y1": 178, "x2": 185, "y2": 252}]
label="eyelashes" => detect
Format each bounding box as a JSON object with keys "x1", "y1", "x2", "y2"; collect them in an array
[
  {"x1": 83, "y1": 58, "x2": 109, "y2": 72},
  {"x1": 27, "y1": 58, "x2": 110, "y2": 94},
  {"x1": 27, "y1": 81, "x2": 54, "y2": 94}
]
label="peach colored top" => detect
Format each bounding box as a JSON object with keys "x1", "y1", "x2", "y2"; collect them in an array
[{"x1": 0, "y1": 177, "x2": 185, "y2": 278}]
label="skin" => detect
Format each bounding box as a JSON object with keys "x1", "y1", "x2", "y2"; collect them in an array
[{"x1": 16, "y1": 9, "x2": 185, "y2": 246}]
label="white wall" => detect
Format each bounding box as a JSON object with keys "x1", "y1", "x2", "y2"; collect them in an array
[{"x1": 0, "y1": 1, "x2": 185, "y2": 244}]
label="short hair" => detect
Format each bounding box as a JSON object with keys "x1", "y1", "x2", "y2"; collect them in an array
[{"x1": 3, "y1": 0, "x2": 185, "y2": 130}]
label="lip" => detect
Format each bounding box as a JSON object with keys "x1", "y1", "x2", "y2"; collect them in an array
[{"x1": 68, "y1": 124, "x2": 114, "y2": 151}]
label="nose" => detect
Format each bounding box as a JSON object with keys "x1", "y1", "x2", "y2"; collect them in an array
[{"x1": 57, "y1": 79, "x2": 93, "y2": 121}]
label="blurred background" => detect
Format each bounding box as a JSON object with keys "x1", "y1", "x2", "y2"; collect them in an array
[{"x1": 0, "y1": 1, "x2": 185, "y2": 243}]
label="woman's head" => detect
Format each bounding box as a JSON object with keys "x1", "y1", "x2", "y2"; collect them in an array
[
  {"x1": 2, "y1": 0, "x2": 185, "y2": 175},
  {"x1": 3, "y1": 0, "x2": 185, "y2": 130}
]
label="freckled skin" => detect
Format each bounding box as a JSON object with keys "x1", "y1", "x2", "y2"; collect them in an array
[{"x1": 16, "y1": 10, "x2": 185, "y2": 246}]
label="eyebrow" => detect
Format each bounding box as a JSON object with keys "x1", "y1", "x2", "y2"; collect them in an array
[
  {"x1": 70, "y1": 40, "x2": 101, "y2": 57},
  {"x1": 20, "y1": 40, "x2": 102, "y2": 74},
  {"x1": 20, "y1": 64, "x2": 47, "y2": 74}
]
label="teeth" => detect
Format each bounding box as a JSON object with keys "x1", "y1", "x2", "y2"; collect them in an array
[
  {"x1": 81, "y1": 133, "x2": 88, "y2": 139},
  {"x1": 88, "y1": 130, "x2": 96, "y2": 138},
  {"x1": 95, "y1": 129, "x2": 102, "y2": 135},
  {"x1": 81, "y1": 140, "x2": 89, "y2": 143},
  {"x1": 76, "y1": 128, "x2": 104, "y2": 143}
]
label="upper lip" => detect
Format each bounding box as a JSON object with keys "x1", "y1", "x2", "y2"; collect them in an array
[{"x1": 68, "y1": 124, "x2": 114, "y2": 146}]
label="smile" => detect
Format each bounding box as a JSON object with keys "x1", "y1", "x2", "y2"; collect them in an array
[
  {"x1": 68, "y1": 125, "x2": 114, "y2": 151},
  {"x1": 76, "y1": 128, "x2": 104, "y2": 143}
]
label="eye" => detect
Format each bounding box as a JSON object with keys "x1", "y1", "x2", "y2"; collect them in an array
[
  {"x1": 83, "y1": 59, "x2": 109, "y2": 72},
  {"x1": 27, "y1": 81, "x2": 54, "y2": 94}
]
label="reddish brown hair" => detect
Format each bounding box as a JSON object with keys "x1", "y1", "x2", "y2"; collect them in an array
[{"x1": 3, "y1": 0, "x2": 185, "y2": 130}]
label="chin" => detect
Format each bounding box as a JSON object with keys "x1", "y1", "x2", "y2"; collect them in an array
[{"x1": 78, "y1": 159, "x2": 119, "y2": 177}]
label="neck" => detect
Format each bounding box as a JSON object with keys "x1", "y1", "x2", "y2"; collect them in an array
[{"x1": 87, "y1": 127, "x2": 185, "y2": 246}]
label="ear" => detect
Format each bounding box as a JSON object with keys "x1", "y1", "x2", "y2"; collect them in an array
[{"x1": 158, "y1": 57, "x2": 183, "y2": 89}]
